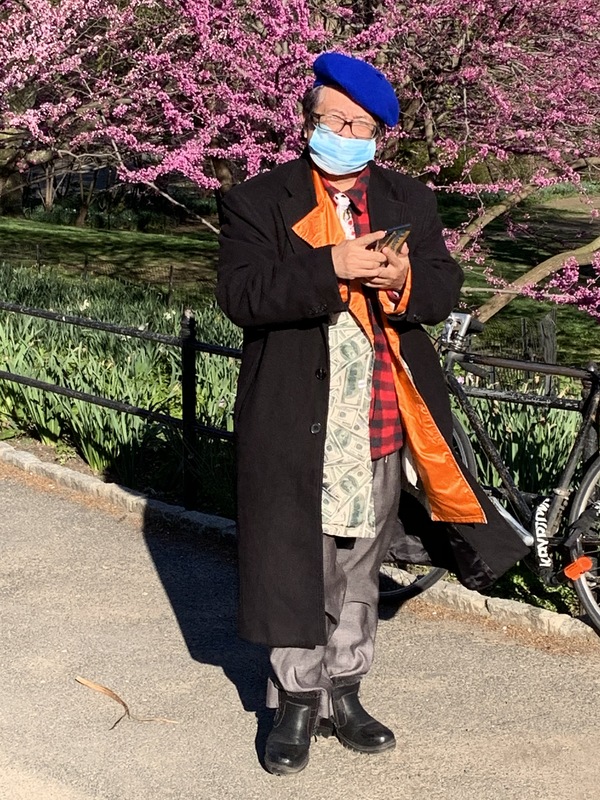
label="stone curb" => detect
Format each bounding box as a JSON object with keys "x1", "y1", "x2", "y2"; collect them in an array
[
  {"x1": 0, "y1": 442, "x2": 236, "y2": 538},
  {"x1": 1, "y1": 441, "x2": 596, "y2": 642},
  {"x1": 412, "y1": 573, "x2": 597, "y2": 641}
]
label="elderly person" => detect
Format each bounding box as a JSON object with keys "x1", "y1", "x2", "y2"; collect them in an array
[{"x1": 217, "y1": 52, "x2": 528, "y2": 776}]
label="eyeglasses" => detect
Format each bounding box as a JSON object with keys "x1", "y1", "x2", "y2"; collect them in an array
[{"x1": 311, "y1": 113, "x2": 378, "y2": 140}]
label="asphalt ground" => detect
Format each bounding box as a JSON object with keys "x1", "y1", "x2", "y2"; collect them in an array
[{"x1": 1, "y1": 461, "x2": 600, "y2": 800}]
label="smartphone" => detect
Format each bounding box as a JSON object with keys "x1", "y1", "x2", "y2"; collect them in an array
[{"x1": 375, "y1": 224, "x2": 411, "y2": 255}]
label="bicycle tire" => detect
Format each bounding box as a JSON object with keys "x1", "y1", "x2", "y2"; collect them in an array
[
  {"x1": 379, "y1": 416, "x2": 474, "y2": 602},
  {"x1": 450, "y1": 412, "x2": 478, "y2": 477},
  {"x1": 567, "y1": 456, "x2": 600, "y2": 631}
]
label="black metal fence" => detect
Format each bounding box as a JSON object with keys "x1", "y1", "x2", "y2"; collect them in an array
[
  {"x1": 0, "y1": 296, "x2": 570, "y2": 514},
  {"x1": 0, "y1": 299, "x2": 241, "y2": 508}
]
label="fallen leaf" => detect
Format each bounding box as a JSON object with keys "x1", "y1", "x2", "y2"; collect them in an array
[{"x1": 75, "y1": 675, "x2": 178, "y2": 730}]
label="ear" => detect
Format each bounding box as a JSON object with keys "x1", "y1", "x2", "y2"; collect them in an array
[{"x1": 301, "y1": 117, "x2": 313, "y2": 141}]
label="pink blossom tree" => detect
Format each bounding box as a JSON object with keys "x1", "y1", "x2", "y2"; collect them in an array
[{"x1": 0, "y1": 0, "x2": 599, "y2": 312}]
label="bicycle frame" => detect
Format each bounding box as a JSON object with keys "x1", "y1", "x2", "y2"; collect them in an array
[{"x1": 441, "y1": 313, "x2": 600, "y2": 581}]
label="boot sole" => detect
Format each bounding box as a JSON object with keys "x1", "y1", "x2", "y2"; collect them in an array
[
  {"x1": 264, "y1": 756, "x2": 310, "y2": 776},
  {"x1": 335, "y1": 733, "x2": 397, "y2": 754}
]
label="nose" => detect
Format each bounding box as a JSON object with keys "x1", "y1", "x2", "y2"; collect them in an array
[{"x1": 338, "y1": 121, "x2": 354, "y2": 138}]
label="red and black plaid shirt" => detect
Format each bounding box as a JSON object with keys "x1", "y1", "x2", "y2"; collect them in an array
[{"x1": 323, "y1": 169, "x2": 403, "y2": 460}]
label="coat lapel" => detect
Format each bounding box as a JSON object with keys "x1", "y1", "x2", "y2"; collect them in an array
[
  {"x1": 279, "y1": 155, "x2": 319, "y2": 254},
  {"x1": 279, "y1": 158, "x2": 410, "y2": 252},
  {"x1": 366, "y1": 162, "x2": 411, "y2": 232}
]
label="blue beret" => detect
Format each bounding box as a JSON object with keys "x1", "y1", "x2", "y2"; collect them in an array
[{"x1": 312, "y1": 52, "x2": 399, "y2": 128}]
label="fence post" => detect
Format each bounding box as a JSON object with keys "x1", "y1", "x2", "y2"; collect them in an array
[{"x1": 180, "y1": 308, "x2": 198, "y2": 509}]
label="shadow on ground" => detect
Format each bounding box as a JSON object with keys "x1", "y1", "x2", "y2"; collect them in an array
[{"x1": 141, "y1": 518, "x2": 273, "y2": 761}]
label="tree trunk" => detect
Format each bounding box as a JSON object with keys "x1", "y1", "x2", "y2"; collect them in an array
[
  {"x1": 75, "y1": 169, "x2": 98, "y2": 227},
  {"x1": 476, "y1": 235, "x2": 600, "y2": 322},
  {"x1": 41, "y1": 162, "x2": 56, "y2": 210},
  {"x1": 211, "y1": 157, "x2": 236, "y2": 227},
  {"x1": 75, "y1": 205, "x2": 89, "y2": 227},
  {"x1": 456, "y1": 157, "x2": 600, "y2": 254},
  {"x1": 211, "y1": 157, "x2": 234, "y2": 193},
  {"x1": 0, "y1": 170, "x2": 24, "y2": 215}
]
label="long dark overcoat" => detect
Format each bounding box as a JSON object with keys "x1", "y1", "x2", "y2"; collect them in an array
[{"x1": 217, "y1": 154, "x2": 529, "y2": 648}]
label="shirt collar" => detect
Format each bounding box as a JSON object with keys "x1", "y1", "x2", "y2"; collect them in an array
[{"x1": 322, "y1": 165, "x2": 370, "y2": 214}]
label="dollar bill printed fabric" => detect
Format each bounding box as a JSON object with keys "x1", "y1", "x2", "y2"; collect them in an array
[{"x1": 321, "y1": 309, "x2": 376, "y2": 538}]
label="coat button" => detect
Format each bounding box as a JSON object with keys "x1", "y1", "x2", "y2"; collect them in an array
[
  {"x1": 310, "y1": 423, "x2": 322, "y2": 434},
  {"x1": 315, "y1": 368, "x2": 327, "y2": 380}
]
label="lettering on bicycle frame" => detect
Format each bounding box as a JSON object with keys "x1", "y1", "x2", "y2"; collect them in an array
[{"x1": 534, "y1": 497, "x2": 553, "y2": 568}]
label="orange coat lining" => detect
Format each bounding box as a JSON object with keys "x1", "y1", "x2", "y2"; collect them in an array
[{"x1": 291, "y1": 170, "x2": 486, "y2": 524}]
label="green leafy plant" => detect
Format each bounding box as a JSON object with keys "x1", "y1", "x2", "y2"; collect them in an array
[
  {"x1": 0, "y1": 264, "x2": 240, "y2": 513},
  {"x1": 452, "y1": 388, "x2": 585, "y2": 614},
  {"x1": 453, "y1": 396, "x2": 580, "y2": 495}
]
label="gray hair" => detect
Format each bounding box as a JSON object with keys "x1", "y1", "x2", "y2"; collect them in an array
[
  {"x1": 301, "y1": 85, "x2": 325, "y2": 122},
  {"x1": 301, "y1": 86, "x2": 324, "y2": 138},
  {"x1": 301, "y1": 85, "x2": 385, "y2": 138}
]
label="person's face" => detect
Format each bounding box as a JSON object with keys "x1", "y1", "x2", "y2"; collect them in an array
[{"x1": 308, "y1": 86, "x2": 378, "y2": 140}]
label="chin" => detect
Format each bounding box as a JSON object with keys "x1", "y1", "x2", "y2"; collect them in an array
[{"x1": 322, "y1": 167, "x2": 358, "y2": 179}]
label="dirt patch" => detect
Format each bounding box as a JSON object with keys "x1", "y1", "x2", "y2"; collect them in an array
[
  {"x1": 7, "y1": 436, "x2": 97, "y2": 478},
  {"x1": 407, "y1": 596, "x2": 600, "y2": 657},
  {"x1": 541, "y1": 194, "x2": 600, "y2": 215},
  {"x1": 0, "y1": 458, "x2": 142, "y2": 526}
]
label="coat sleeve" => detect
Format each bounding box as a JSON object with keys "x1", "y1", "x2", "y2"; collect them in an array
[
  {"x1": 216, "y1": 183, "x2": 347, "y2": 328},
  {"x1": 389, "y1": 189, "x2": 463, "y2": 327}
]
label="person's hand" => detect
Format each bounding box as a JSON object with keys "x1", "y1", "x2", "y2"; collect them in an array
[
  {"x1": 362, "y1": 242, "x2": 410, "y2": 291},
  {"x1": 331, "y1": 231, "x2": 388, "y2": 281}
]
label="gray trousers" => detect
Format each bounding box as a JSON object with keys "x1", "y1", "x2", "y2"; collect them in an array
[{"x1": 267, "y1": 450, "x2": 403, "y2": 718}]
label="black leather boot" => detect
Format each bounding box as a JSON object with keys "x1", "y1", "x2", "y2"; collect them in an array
[
  {"x1": 315, "y1": 717, "x2": 335, "y2": 738},
  {"x1": 264, "y1": 689, "x2": 320, "y2": 775},
  {"x1": 331, "y1": 680, "x2": 396, "y2": 754}
]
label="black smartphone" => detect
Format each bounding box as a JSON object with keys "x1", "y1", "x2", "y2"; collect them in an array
[{"x1": 375, "y1": 224, "x2": 411, "y2": 254}]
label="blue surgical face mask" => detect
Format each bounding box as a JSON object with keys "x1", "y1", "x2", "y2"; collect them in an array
[{"x1": 308, "y1": 124, "x2": 376, "y2": 176}]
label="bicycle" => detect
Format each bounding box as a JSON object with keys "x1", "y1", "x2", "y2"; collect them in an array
[{"x1": 379, "y1": 311, "x2": 600, "y2": 635}]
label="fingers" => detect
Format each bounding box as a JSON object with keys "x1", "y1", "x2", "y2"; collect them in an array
[
  {"x1": 331, "y1": 240, "x2": 385, "y2": 281},
  {"x1": 381, "y1": 242, "x2": 409, "y2": 264},
  {"x1": 354, "y1": 230, "x2": 386, "y2": 248},
  {"x1": 356, "y1": 248, "x2": 387, "y2": 267},
  {"x1": 331, "y1": 232, "x2": 406, "y2": 282},
  {"x1": 365, "y1": 243, "x2": 410, "y2": 290}
]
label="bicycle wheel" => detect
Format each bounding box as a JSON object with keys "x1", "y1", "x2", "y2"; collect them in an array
[
  {"x1": 378, "y1": 416, "x2": 474, "y2": 602},
  {"x1": 567, "y1": 456, "x2": 600, "y2": 630},
  {"x1": 378, "y1": 560, "x2": 447, "y2": 602},
  {"x1": 450, "y1": 412, "x2": 477, "y2": 476}
]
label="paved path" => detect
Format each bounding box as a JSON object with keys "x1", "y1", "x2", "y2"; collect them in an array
[{"x1": 1, "y1": 463, "x2": 600, "y2": 800}]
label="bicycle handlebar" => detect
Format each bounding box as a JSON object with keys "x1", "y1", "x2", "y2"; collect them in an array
[{"x1": 441, "y1": 311, "x2": 600, "y2": 383}]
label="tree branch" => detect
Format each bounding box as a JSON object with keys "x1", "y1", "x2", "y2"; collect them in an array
[
  {"x1": 455, "y1": 157, "x2": 600, "y2": 253},
  {"x1": 476, "y1": 235, "x2": 600, "y2": 322},
  {"x1": 93, "y1": 96, "x2": 220, "y2": 236}
]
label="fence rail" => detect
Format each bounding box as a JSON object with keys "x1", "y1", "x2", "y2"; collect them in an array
[
  {"x1": 0, "y1": 300, "x2": 240, "y2": 357},
  {"x1": 0, "y1": 300, "x2": 240, "y2": 508}
]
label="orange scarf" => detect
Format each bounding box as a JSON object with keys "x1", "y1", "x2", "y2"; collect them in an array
[{"x1": 292, "y1": 169, "x2": 485, "y2": 524}]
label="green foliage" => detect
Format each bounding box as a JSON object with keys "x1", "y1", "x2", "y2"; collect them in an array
[
  {"x1": 28, "y1": 204, "x2": 79, "y2": 227},
  {"x1": 453, "y1": 394, "x2": 580, "y2": 494},
  {"x1": 488, "y1": 563, "x2": 579, "y2": 616},
  {"x1": 452, "y1": 390, "x2": 583, "y2": 613},
  {"x1": 0, "y1": 264, "x2": 240, "y2": 515},
  {"x1": 520, "y1": 180, "x2": 600, "y2": 203}
]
